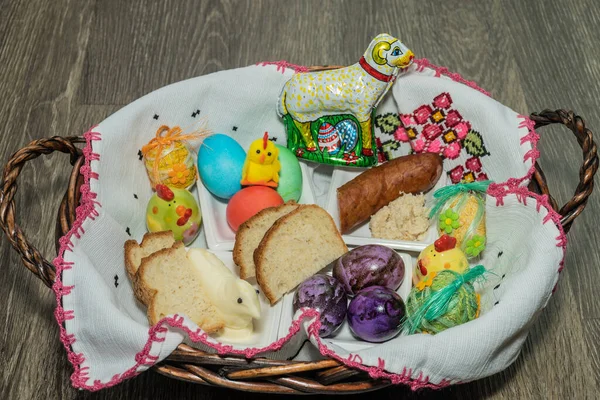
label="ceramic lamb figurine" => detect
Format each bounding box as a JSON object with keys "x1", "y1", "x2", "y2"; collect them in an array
[{"x1": 278, "y1": 33, "x2": 414, "y2": 167}]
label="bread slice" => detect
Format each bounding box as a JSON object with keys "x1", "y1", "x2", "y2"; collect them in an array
[
  {"x1": 254, "y1": 205, "x2": 348, "y2": 305},
  {"x1": 133, "y1": 243, "x2": 225, "y2": 334},
  {"x1": 124, "y1": 231, "x2": 175, "y2": 280},
  {"x1": 233, "y1": 201, "x2": 300, "y2": 279}
]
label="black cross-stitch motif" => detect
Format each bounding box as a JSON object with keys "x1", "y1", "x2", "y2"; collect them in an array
[
  {"x1": 138, "y1": 150, "x2": 143, "y2": 160},
  {"x1": 192, "y1": 109, "x2": 201, "y2": 117},
  {"x1": 232, "y1": 126, "x2": 238, "y2": 131},
  {"x1": 133, "y1": 193, "x2": 138, "y2": 199},
  {"x1": 126, "y1": 227, "x2": 131, "y2": 236},
  {"x1": 114, "y1": 275, "x2": 119, "y2": 288},
  {"x1": 153, "y1": 114, "x2": 159, "y2": 120}
]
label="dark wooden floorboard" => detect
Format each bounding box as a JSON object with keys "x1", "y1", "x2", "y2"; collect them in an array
[{"x1": 1, "y1": 0, "x2": 599, "y2": 398}]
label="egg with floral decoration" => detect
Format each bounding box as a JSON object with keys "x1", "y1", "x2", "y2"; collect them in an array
[
  {"x1": 439, "y1": 195, "x2": 486, "y2": 257},
  {"x1": 431, "y1": 181, "x2": 490, "y2": 258},
  {"x1": 146, "y1": 184, "x2": 202, "y2": 245},
  {"x1": 142, "y1": 125, "x2": 206, "y2": 190},
  {"x1": 414, "y1": 235, "x2": 468, "y2": 285}
]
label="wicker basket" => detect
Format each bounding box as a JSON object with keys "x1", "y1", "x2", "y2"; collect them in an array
[{"x1": 0, "y1": 109, "x2": 597, "y2": 394}]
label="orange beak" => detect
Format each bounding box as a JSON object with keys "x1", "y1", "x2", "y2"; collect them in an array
[{"x1": 260, "y1": 154, "x2": 265, "y2": 163}]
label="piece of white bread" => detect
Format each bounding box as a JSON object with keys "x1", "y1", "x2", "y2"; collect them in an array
[
  {"x1": 124, "y1": 231, "x2": 175, "y2": 280},
  {"x1": 133, "y1": 242, "x2": 226, "y2": 334},
  {"x1": 233, "y1": 201, "x2": 300, "y2": 279},
  {"x1": 124, "y1": 232, "x2": 225, "y2": 334},
  {"x1": 254, "y1": 205, "x2": 348, "y2": 305}
]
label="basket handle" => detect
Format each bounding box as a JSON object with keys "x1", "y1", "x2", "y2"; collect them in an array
[
  {"x1": 0, "y1": 136, "x2": 85, "y2": 287},
  {"x1": 529, "y1": 109, "x2": 598, "y2": 233}
]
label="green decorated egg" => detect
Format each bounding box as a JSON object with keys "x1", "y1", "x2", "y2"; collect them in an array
[
  {"x1": 146, "y1": 184, "x2": 202, "y2": 245},
  {"x1": 275, "y1": 144, "x2": 303, "y2": 202}
]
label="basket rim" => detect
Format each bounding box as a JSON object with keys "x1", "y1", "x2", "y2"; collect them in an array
[
  {"x1": 0, "y1": 64, "x2": 594, "y2": 395},
  {"x1": 51, "y1": 146, "x2": 557, "y2": 395}
]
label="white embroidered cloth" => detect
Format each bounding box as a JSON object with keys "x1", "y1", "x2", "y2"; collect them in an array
[{"x1": 53, "y1": 61, "x2": 566, "y2": 390}]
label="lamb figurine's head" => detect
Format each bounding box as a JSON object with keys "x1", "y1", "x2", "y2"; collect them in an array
[
  {"x1": 364, "y1": 33, "x2": 414, "y2": 73},
  {"x1": 231, "y1": 279, "x2": 262, "y2": 321}
]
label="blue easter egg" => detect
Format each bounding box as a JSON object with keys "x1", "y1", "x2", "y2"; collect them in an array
[
  {"x1": 198, "y1": 134, "x2": 246, "y2": 199},
  {"x1": 335, "y1": 120, "x2": 358, "y2": 152}
]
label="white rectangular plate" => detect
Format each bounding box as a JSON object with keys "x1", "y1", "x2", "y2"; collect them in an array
[
  {"x1": 325, "y1": 167, "x2": 447, "y2": 252},
  {"x1": 197, "y1": 250, "x2": 284, "y2": 348},
  {"x1": 278, "y1": 252, "x2": 414, "y2": 353},
  {"x1": 199, "y1": 162, "x2": 317, "y2": 251}
]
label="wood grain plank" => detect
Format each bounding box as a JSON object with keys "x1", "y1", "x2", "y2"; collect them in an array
[{"x1": 501, "y1": 0, "x2": 600, "y2": 321}]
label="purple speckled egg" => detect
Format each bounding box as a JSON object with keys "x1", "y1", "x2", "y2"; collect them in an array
[
  {"x1": 333, "y1": 245, "x2": 404, "y2": 296},
  {"x1": 347, "y1": 286, "x2": 405, "y2": 342},
  {"x1": 293, "y1": 274, "x2": 348, "y2": 337}
]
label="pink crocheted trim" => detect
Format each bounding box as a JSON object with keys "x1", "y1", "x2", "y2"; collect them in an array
[
  {"x1": 413, "y1": 58, "x2": 491, "y2": 97},
  {"x1": 487, "y1": 183, "x2": 568, "y2": 281},
  {"x1": 53, "y1": 64, "x2": 546, "y2": 392},
  {"x1": 308, "y1": 325, "x2": 451, "y2": 390},
  {"x1": 52, "y1": 126, "x2": 102, "y2": 389},
  {"x1": 256, "y1": 60, "x2": 309, "y2": 74},
  {"x1": 49, "y1": 125, "x2": 446, "y2": 391},
  {"x1": 140, "y1": 310, "x2": 450, "y2": 391}
]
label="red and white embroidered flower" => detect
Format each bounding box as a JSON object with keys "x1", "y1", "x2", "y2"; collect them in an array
[
  {"x1": 449, "y1": 165, "x2": 464, "y2": 184},
  {"x1": 295, "y1": 148, "x2": 305, "y2": 157},
  {"x1": 443, "y1": 142, "x2": 461, "y2": 159},
  {"x1": 414, "y1": 105, "x2": 433, "y2": 124},
  {"x1": 422, "y1": 124, "x2": 442, "y2": 140},
  {"x1": 476, "y1": 172, "x2": 489, "y2": 181},
  {"x1": 428, "y1": 139, "x2": 442, "y2": 153},
  {"x1": 455, "y1": 121, "x2": 470, "y2": 139},
  {"x1": 433, "y1": 92, "x2": 452, "y2": 109},
  {"x1": 400, "y1": 114, "x2": 415, "y2": 126},
  {"x1": 466, "y1": 156, "x2": 482, "y2": 172},
  {"x1": 394, "y1": 126, "x2": 409, "y2": 142},
  {"x1": 413, "y1": 138, "x2": 425, "y2": 152},
  {"x1": 445, "y1": 109, "x2": 463, "y2": 127}
]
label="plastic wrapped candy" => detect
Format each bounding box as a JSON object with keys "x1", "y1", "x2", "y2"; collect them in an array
[
  {"x1": 278, "y1": 33, "x2": 414, "y2": 167},
  {"x1": 405, "y1": 265, "x2": 485, "y2": 335},
  {"x1": 142, "y1": 125, "x2": 209, "y2": 190},
  {"x1": 430, "y1": 180, "x2": 492, "y2": 258}
]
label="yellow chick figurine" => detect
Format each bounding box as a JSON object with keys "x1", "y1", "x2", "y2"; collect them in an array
[
  {"x1": 413, "y1": 235, "x2": 469, "y2": 285},
  {"x1": 241, "y1": 132, "x2": 281, "y2": 187}
]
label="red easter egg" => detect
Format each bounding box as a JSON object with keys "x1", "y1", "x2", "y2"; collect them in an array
[{"x1": 226, "y1": 186, "x2": 284, "y2": 231}]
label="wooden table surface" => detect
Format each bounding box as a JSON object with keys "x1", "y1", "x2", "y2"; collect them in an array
[{"x1": 1, "y1": 0, "x2": 599, "y2": 398}]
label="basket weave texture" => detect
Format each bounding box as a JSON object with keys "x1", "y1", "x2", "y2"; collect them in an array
[{"x1": 0, "y1": 108, "x2": 597, "y2": 394}]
